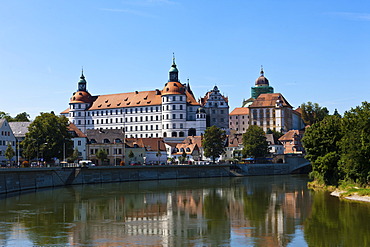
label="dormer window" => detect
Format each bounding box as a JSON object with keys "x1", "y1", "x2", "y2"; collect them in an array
[{"x1": 103, "y1": 139, "x2": 110, "y2": 144}]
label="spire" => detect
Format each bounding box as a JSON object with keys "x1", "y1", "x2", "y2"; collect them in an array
[
  {"x1": 260, "y1": 65, "x2": 264, "y2": 76},
  {"x1": 78, "y1": 67, "x2": 87, "y2": 92},
  {"x1": 80, "y1": 67, "x2": 85, "y2": 79},
  {"x1": 169, "y1": 53, "x2": 179, "y2": 82}
]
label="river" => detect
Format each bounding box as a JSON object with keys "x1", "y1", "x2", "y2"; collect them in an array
[{"x1": 0, "y1": 175, "x2": 369, "y2": 246}]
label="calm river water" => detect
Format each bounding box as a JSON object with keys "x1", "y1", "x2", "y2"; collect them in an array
[{"x1": 0, "y1": 175, "x2": 369, "y2": 246}]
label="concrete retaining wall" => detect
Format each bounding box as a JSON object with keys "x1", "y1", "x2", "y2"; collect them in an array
[{"x1": 0, "y1": 165, "x2": 230, "y2": 194}]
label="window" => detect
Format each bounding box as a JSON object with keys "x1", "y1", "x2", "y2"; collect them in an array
[
  {"x1": 173, "y1": 123, "x2": 176, "y2": 129},
  {"x1": 173, "y1": 96, "x2": 176, "y2": 101},
  {"x1": 179, "y1": 105, "x2": 183, "y2": 110},
  {"x1": 172, "y1": 105, "x2": 176, "y2": 110},
  {"x1": 180, "y1": 114, "x2": 183, "y2": 119},
  {"x1": 103, "y1": 139, "x2": 110, "y2": 144},
  {"x1": 172, "y1": 114, "x2": 176, "y2": 119}
]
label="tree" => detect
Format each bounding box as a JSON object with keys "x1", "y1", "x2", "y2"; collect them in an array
[
  {"x1": 0, "y1": 111, "x2": 12, "y2": 122},
  {"x1": 338, "y1": 102, "x2": 370, "y2": 185},
  {"x1": 96, "y1": 149, "x2": 108, "y2": 165},
  {"x1": 181, "y1": 150, "x2": 187, "y2": 164},
  {"x1": 128, "y1": 150, "x2": 135, "y2": 164},
  {"x1": 302, "y1": 115, "x2": 343, "y2": 185},
  {"x1": 12, "y1": 112, "x2": 30, "y2": 122},
  {"x1": 301, "y1": 102, "x2": 329, "y2": 126},
  {"x1": 5, "y1": 144, "x2": 15, "y2": 164},
  {"x1": 156, "y1": 150, "x2": 162, "y2": 164},
  {"x1": 22, "y1": 112, "x2": 72, "y2": 162},
  {"x1": 67, "y1": 148, "x2": 79, "y2": 163},
  {"x1": 242, "y1": 125, "x2": 269, "y2": 158},
  {"x1": 202, "y1": 126, "x2": 226, "y2": 163}
]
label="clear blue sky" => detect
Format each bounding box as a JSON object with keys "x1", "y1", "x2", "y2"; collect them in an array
[{"x1": 1, "y1": 0, "x2": 369, "y2": 119}]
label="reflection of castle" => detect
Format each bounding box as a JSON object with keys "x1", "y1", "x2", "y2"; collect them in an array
[{"x1": 0, "y1": 178, "x2": 312, "y2": 246}]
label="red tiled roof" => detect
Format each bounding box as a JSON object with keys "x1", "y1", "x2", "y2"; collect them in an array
[
  {"x1": 249, "y1": 93, "x2": 292, "y2": 108},
  {"x1": 229, "y1": 107, "x2": 249, "y2": 116},
  {"x1": 61, "y1": 88, "x2": 200, "y2": 114},
  {"x1": 68, "y1": 123, "x2": 87, "y2": 138}
]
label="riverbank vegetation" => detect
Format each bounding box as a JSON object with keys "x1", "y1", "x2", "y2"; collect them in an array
[{"x1": 302, "y1": 102, "x2": 370, "y2": 194}]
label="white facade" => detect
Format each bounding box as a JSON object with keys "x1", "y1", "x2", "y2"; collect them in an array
[
  {"x1": 0, "y1": 119, "x2": 16, "y2": 165},
  {"x1": 62, "y1": 61, "x2": 206, "y2": 139}
]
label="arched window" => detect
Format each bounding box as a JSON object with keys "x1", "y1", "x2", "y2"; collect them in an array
[
  {"x1": 103, "y1": 139, "x2": 110, "y2": 144},
  {"x1": 163, "y1": 132, "x2": 167, "y2": 137},
  {"x1": 179, "y1": 132, "x2": 184, "y2": 137},
  {"x1": 172, "y1": 132, "x2": 177, "y2": 137}
]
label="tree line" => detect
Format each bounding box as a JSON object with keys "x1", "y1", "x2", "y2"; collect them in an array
[{"x1": 303, "y1": 102, "x2": 370, "y2": 186}]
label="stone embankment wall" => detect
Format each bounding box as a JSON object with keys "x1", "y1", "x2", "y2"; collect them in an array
[{"x1": 0, "y1": 165, "x2": 231, "y2": 194}]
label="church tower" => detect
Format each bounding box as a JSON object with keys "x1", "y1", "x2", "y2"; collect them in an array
[{"x1": 251, "y1": 66, "x2": 274, "y2": 99}]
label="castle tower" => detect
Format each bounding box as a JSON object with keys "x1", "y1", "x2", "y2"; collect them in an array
[
  {"x1": 161, "y1": 57, "x2": 187, "y2": 138},
  {"x1": 69, "y1": 70, "x2": 93, "y2": 133}
]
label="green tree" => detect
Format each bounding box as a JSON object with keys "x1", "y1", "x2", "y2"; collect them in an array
[
  {"x1": 67, "y1": 148, "x2": 79, "y2": 163},
  {"x1": 22, "y1": 112, "x2": 72, "y2": 162},
  {"x1": 242, "y1": 125, "x2": 269, "y2": 158},
  {"x1": 202, "y1": 126, "x2": 226, "y2": 163},
  {"x1": 12, "y1": 112, "x2": 30, "y2": 122},
  {"x1": 302, "y1": 115, "x2": 343, "y2": 185},
  {"x1": 128, "y1": 150, "x2": 135, "y2": 164},
  {"x1": 96, "y1": 149, "x2": 108, "y2": 165},
  {"x1": 156, "y1": 150, "x2": 162, "y2": 164},
  {"x1": 0, "y1": 111, "x2": 12, "y2": 122},
  {"x1": 181, "y1": 150, "x2": 187, "y2": 164},
  {"x1": 338, "y1": 102, "x2": 370, "y2": 185},
  {"x1": 5, "y1": 144, "x2": 15, "y2": 164},
  {"x1": 301, "y1": 102, "x2": 329, "y2": 126}
]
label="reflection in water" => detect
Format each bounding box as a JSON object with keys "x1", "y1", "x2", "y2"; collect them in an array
[{"x1": 0, "y1": 175, "x2": 368, "y2": 246}]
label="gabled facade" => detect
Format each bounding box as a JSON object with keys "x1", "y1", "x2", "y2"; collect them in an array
[
  {"x1": 0, "y1": 119, "x2": 16, "y2": 165},
  {"x1": 278, "y1": 129, "x2": 305, "y2": 154},
  {"x1": 200, "y1": 85, "x2": 229, "y2": 130},
  {"x1": 61, "y1": 59, "x2": 207, "y2": 139},
  {"x1": 9, "y1": 121, "x2": 31, "y2": 165},
  {"x1": 68, "y1": 123, "x2": 88, "y2": 161}
]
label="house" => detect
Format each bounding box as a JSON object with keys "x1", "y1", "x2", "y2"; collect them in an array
[
  {"x1": 279, "y1": 130, "x2": 305, "y2": 154},
  {"x1": 68, "y1": 123, "x2": 88, "y2": 160},
  {"x1": 9, "y1": 121, "x2": 31, "y2": 165},
  {"x1": 125, "y1": 138, "x2": 167, "y2": 165},
  {"x1": 265, "y1": 133, "x2": 284, "y2": 154},
  {"x1": 86, "y1": 128, "x2": 126, "y2": 165},
  {"x1": 0, "y1": 119, "x2": 16, "y2": 165}
]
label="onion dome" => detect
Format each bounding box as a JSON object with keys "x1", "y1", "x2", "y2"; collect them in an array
[
  {"x1": 255, "y1": 66, "x2": 269, "y2": 86},
  {"x1": 196, "y1": 107, "x2": 206, "y2": 114},
  {"x1": 162, "y1": 81, "x2": 186, "y2": 95},
  {"x1": 70, "y1": 91, "x2": 93, "y2": 103}
]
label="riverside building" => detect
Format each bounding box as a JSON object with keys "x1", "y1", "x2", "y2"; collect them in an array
[{"x1": 61, "y1": 58, "x2": 207, "y2": 139}]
